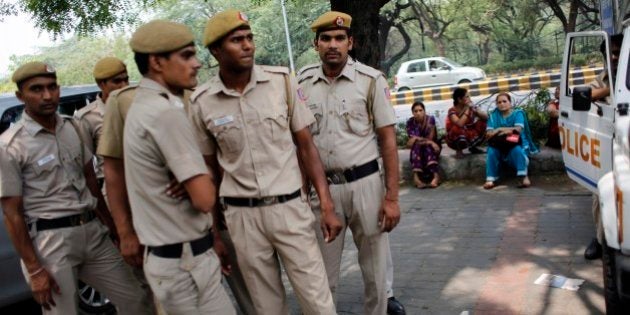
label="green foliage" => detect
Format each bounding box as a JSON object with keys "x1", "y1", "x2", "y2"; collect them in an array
[
  {"x1": 516, "y1": 88, "x2": 552, "y2": 144},
  {"x1": 396, "y1": 121, "x2": 408, "y2": 148}
]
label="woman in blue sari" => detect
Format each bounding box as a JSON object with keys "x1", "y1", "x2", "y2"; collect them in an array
[{"x1": 483, "y1": 92, "x2": 539, "y2": 189}]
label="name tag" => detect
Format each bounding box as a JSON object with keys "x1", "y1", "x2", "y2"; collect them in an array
[
  {"x1": 37, "y1": 154, "x2": 55, "y2": 166},
  {"x1": 214, "y1": 115, "x2": 234, "y2": 126}
]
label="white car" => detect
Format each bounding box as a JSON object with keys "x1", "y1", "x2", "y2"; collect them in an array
[{"x1": 394, "y1": 57, "x2": 486, "y2": 91}]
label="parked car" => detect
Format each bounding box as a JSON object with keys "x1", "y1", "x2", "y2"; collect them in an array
[
  {"x1": 393, "y1": 57, "x2": 486, "y2": 91},
  {"x1": 0, "y1": 86, "x2": 115, "y2": 313}
]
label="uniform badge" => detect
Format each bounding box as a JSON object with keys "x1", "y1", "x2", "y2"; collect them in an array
[
  {"x1": 335, "y1": 16, "x2": 344, "y2": 26},
  {"x1": 214, "y1": 115, "x2": 234, "y2": 126},
  {"x1": 238, "y1": 12, "x2": 249, "y2": 22},
  {"x1": 37, "y1": 154, "x2": 55, "y2": 166},
  {"x1": 297, "y1": 87, "x2": 307, "y2": 102},
  {"x1": 45, "y1": 64, "x2": 55, "y2": 73},
  {"x1": 384, "y1": 87, "x2": 391, "y2": 99}
]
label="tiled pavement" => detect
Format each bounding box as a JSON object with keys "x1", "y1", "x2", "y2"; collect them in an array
[{"x1": 281, "y1": 175, "x2": 604, "y2": 315}]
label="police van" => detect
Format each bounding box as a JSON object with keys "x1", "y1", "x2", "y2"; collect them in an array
[{"x1": 560, "y1": 1, "x2": 630, "y2": 312}]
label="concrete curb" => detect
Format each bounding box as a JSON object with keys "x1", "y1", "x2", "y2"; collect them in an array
[{"x1": 398, "y1": 146, "x2": 565, "y2": 184}]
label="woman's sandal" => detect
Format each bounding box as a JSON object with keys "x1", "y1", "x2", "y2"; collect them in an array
[{"x1": 483, "y1": 181, "x2": 495, "y2": 190}]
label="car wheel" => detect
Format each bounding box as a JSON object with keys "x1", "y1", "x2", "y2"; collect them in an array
[
  {"x1": 602, "y1": 239, "x2": 630, "y2": 314},
  {"x1": 77, "y1": 281, "x2": 115, "y2": 315},
  {"x1": 397, "y1": 87, "x2": 410, "y2": 92},
  {"x1": 457, "y1": 79, "x2": 471, "y2": 84}
]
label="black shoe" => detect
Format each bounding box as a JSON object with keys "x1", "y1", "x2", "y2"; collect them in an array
[
  {"x1": 469, "y1": 146, "x2": 485, "y2": 154},
  {"x1": 584, "y1": 238, "x2": 602, "y2": 260},
  {"x1": 387, "y1": 296, "x2": 406, "y2": 315}
]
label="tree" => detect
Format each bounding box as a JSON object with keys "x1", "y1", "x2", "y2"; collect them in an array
[
  {"x1": 379, "y1": 1, "x2": 414, "y2": 75},
  {"x1": 0, "y1": 0, "x2": 156, "y2": 36},
  {"x1": 407, "y1": 0, "x2": 455, "y2": 57},
  {"x1": 330, "y1": 0, "x2": 391, "y2": 68}
]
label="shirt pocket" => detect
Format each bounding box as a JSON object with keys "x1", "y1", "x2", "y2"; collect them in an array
[
  {"x1": 262, "y1": 106, "x2": 293, "y2": 149},
  {"x1": 59, "y1": 148, "x2": 87, "y2": 192},
  {"x1": 341, "y1": 99, "x2": 371, "y2": 137},
  {"x1": 208, "y1": 114, "x2": 245, "y2": 155},
  {"x1": 308, "y1": 102, "x2": 324, "y2": 136}
]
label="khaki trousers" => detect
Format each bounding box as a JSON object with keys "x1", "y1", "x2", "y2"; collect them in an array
[
  {"x1": 219, "y1": 229, "x2": 257, "y2": 315},
  {"x1": 22, "y1": 220, "x2": 151, "y2": 315},
  {"x1": 144, "y1": 243, "x2": 235, "y2": 315},
  {"x1": 224, "y1": 197, "x2": 336, "y2": 315},
  {"x1": 311, "y1": 172, "x2": 388, "y2": 315}
]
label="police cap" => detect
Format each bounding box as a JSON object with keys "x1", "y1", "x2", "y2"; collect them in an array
[
  {"x1": 93, "y1": 57, "x2": 127, "y2": 80},
  {"x1": 130, "y1": 20, "x2": 195, "y2": 54},
  {"x1": 310, "y1": 11, "x2": 352, "y2": 33},
  {"x1": 203, "y1": 9, "x2": 250, "y2": 47},
  {"x1": 11, "y1": 61, "x2": 56, "y2": 85}
]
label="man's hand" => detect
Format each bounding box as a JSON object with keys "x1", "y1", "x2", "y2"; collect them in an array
[
  {"x1": 213, "y1": 233, "x2": 232, "y2": 276},
  {"x1": 378, "y1": 198, "x2": 400, "y2": 232},
  {"x1": 30, "y1": 268, "x2": 61, "y2": 311},
  {"x1": 165, "y1": 178, "x2": 188, "y2": 200},
  {"x1": 319, "y1": 199, "x2": 342, "y2": 243},
  {"x1": 119, "y1": 232, "x2": 143, "y2": 267}
]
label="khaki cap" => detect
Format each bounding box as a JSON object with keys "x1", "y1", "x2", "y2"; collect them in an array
[
  {"x1": 310, "y1": 11, "x2": 352, "y2": 32},
  {"x1": 203, "y1": 9, "x2": 250, "y2": 47},
  {"x1": 12, "y1": 61, "x2": 56, "y2": 85},
  {"x1": 130, "y1": 20, "x2": 194, "y2": 54},
  {"x1": 93, "y1": 57, "x2": 126, "y2": 80}
]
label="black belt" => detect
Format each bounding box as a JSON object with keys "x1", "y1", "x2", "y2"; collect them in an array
[
  {"x1": 326, "y1": 159, "x2": 379, "y2": 185},
  {"x1": 223, "y1": 189, "x2": 301, "y2": 208},
  {"x1": 148, "y1": 233, "x2": 214, "y2": 259},
  {"x1": 30, "y1": 211, "x2": 96, "y2": 232}
]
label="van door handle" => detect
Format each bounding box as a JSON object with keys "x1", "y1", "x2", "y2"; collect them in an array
[
  {"x1": 432, "y1": 75, "x2": 437, "y2": 77},
  {"x1": 560, "y1": 111, "x2": 569, "y2": 118}
]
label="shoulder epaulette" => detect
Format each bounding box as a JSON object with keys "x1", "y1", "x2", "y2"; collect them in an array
[
  {"x1": 0, "y1": 123, "x2": 24, "y2": 146},
  {"x1": 354, "y1": 62, "x2": 383, "y2": 79},
  {"x1": 261, "y1": 65, "x2": 290, "y2": 75},
  {"x1": 111, "y1": 85, "x2": 137, "y2": 98},
  {"x1": 74, "y1": 101, "x2": 97, "y2": 119},
  {"x1": 190, "y1": 81, "x2": 213, "y2": 103},
  {"x1": 297, "y1": 63, "x2": 319, "y2": 79}
]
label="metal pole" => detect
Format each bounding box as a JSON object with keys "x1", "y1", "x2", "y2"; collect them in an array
[{"x1": 280, "y1": 0, "x2": 296, "y2": 74}]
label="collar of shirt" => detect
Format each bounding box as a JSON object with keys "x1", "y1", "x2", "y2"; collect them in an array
[
  {"x1": 138, "y1": 77, "x2": 185, "y2": 108},
  {"x1": 206, "y1": 65, "x2": 271, "y2": 97},
  {"x1": 22, "y1": 112, "x2": 63, "y2": 137},
  {"x1": 311, "y1": 58, "x2": 356, "y2": 84},
  {"x1": 94, "y1": 95, "x2": 106, "y2": 116}
]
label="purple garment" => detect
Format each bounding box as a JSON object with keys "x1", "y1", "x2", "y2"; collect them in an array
[{"x1": 406, "y1": 116, "x2": 440, "y2": 174}]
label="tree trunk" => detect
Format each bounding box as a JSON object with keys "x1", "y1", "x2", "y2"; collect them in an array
[
  {"x1": 330, "y1": 0, "x2": 390, "y2": 69},
  {"x1": 567, "y1": 0, "x2": 578, "y2": 33}
]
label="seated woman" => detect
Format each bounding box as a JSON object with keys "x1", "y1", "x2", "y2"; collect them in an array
[
  {"x1": 446, "y1": 87, "x2": 488, "y2": 158},
  {"x1": 406, "y1": 101, "x2": 441, "y2": 188},
  {"x1": 546, "y1": 86, "x2": 561, "y2": 149},
  {"x1": 484, "y1": 92, "x2": 539, "y2": 189}
]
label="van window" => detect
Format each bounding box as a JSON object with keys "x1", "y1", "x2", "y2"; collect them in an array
[
  {"x1": 567, "y1": 35, "x2": 609, "y2": 104},
  {"x1": 407, "y1": 62, "x2": 426, "y2": 73},
  {"x1": 0, "y1": 106, "x2": 24, "y2": 135}
]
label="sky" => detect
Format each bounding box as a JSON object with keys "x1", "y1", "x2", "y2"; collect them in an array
[{"x1": 0, "y1": 12, "x2": 58, "y2": 78}]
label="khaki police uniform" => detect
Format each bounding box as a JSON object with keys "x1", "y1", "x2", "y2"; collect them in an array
[
  {"x1": 189, "y1": 65, "x2": 336, "y2": 315},
  {"x1": 123, "y1": 77, "x2": 235, "y2": 314},
  {"x1": 298, "y1": 58, "x2": 397, "y2": 315},
  {"x1": 0, "y1": 113, "x2": 150, "y2": 315},
  {"x1": 98, "y1": 85, "x2": 256, "y2": 315},
  {"x1": 74, "y1": 96, "x2": 105, "y2": 178}
]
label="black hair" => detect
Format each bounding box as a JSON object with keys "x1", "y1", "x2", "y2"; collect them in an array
[
  {"x1": 496, "y1": 92, "x2": 512, "y2": 103},
  {"x1": 314, "y1": 27, "x2": 352, "y2": 42},
  {"x1": 600, "y1": 33, "x2": 624, "y2": 55},
  {"x1": 133, "y1": 50, "x2": 179, "y2": 75},
  {"x1": 411, "y1": 101, "x2": 425, "y2": 111},
  {"x1": 452, "y1": 87, "x2": 468, "y2": 104}
]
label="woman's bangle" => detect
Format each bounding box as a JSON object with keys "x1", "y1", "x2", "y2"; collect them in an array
[{"x1": 29, "y1": 267, "x2": 45, "y2": 277}]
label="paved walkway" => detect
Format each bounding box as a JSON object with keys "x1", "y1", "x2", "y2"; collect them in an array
[{"x1": 282, "y1": 175, "x2": 604, "y2": 315}]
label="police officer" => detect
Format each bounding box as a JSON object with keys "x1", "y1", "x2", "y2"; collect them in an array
[
  {"x1": 121, "y1": 20, "x2": 236, "y2": 314},
  {"x1": 297, "y1": 11, "x2": 402, "y2": 315},
  {"x1": 74, "y1": 57, "x2": 128, "y2": 189},
  {"x1": 0, "y1": 62, "x2": 151, "y2": 315},
  {"x1": 97, "y1": 35, "x2": 256, "y2": 315},
  {"x1": 188, "y1": 9, "x2": 342, "y2": 315}
]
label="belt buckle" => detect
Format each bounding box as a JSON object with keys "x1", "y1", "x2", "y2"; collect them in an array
[
  {"x1": 261, "y1": 196, "x2": 275, "y2": 206},
  {"x1": 328, "y1": 172, "x2": 345, "y2": 185},
  {"x1": 69, "y1": 215, "x2": 82, "y2": 226}
]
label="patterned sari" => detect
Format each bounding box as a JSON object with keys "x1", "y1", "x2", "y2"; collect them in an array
[
  {"x1": 445, "y1": 106, "x2": 486, "y2": 150},
  {"x1": 406, "y1": 115, "x2": 440, "y2": 175}
]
